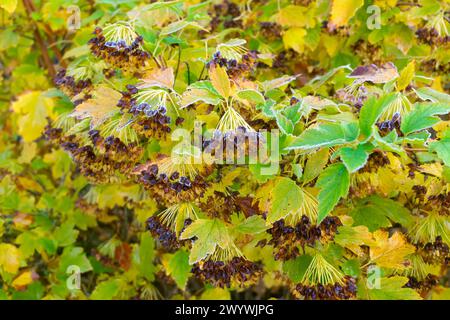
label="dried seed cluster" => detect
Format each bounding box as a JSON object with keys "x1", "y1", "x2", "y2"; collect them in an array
[
  {"x1": 416, "y1": 28, "x2": 450, "y2": 46},
  {"x1": 45, "y1": 125, "x2": 141, "y2": 183},
  {"x1": 419, "y1": 236, "x2": 449, "y2": 265},
  {"x1": 88, "y1": 27, "x2": 150, "y2": 73},
  {"x1": 191, "y1": 257, "x2": 262, "y2": 288},
  {"x1": 265, "y1": 216, "x2": 342, "y2": 261},
  {"x1": 146, "y1": 216, "x2": 192, "y2": 251},
  {"x1": 293, "y1": 276, "x2": 357, "y2": 300}
]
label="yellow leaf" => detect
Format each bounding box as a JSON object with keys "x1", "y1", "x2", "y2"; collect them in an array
[
  {"x1": 209, "y1": 65, "x2": 231, "y2": 99},
  {"x1": 140, "y1": 67, "x2": 174, "y2": 89},
  {"x1": 12, "y1": 91, "x2": 55, "y2": 142},
  {"x1": 12, "y1": 270, "x2": 35, "y2": 289},
  {"x1": 16, "y1": 176, "x2": 44, "y2": 193},
  {"x1": 369, "y1": 231, "x2": 416, "y2": 269},
  {"x1": 17, "y1": 142, "x2": 37, "y2": 164},
  {"x1": 283, "y1": 28, "x2": 307, "y2": 54},
  {"x1": 0, "y1": 243, "x2": 21, "y2": 274},
  {"x1": 71, "y1": 86, "x2": 121, "y2": 128},
  {"x1": 0, "y1": 0, "x2": 17, "y2": 14},
  {"x1": 277, "y1": 5, "x2": 316, "y2": 28},
  {"x1": 397, "y1": 60, "x2": 415, "y2": 91},
  {"x1": 330, "y1": 0, "x2": 364, "y2": 27}
]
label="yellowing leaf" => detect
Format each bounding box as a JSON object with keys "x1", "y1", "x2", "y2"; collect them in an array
[
  {"x1": 71, "y1": 86, "x2": 121, "y2": 128},
  {"x1": 369, "y1": 231, "x2": 416, "y2": 269},
  {"x1": 283, "y1": 28, "x2": 307, "y2": 54},
  {"x1": 396, "y1": 60, "x2": 415, "y2": 91},
  {"x1": 12, "y1": 270, "x2": 35, "y2": 289},
  {"x1": 140, "y1": 67, "x2": 174, "y2": 89},
  {"x1": 209, "y1": 65, "x2": 231, "y2": 99},
  {"x1": 0, "y1": 0, "x2": 17, "y2": 14},
  {"x1": 277, "y1": 5, "x2": 315, "y2": 28},
  {"x1": 0, "y1": 243, "x2": 21, "y2": 274},
  {"x1": 330, "y1": 0, "x2": 364, "y2": 27},
  {"x1": 17, "y1": 142, "x2": 37, "y2": 164},
  {"x1": 349, "y1": 63, "x2": 399, "y2": 84},
  {"x1": 180, "y1": 219, "x2": 234, "y2": 264},
  {"x1": 12, "y1": 91, "x2": 55, "y2": 142}
]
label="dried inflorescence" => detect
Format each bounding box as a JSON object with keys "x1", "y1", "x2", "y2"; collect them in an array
[
  {"x1": 293, "y1": 276, "x2": 357, "y2": 300},
  {"x1": 146, "y1": 216, "x2": 192, "y2": 251},
  {"x1": 198, "y1": 190, "x2": 239, "y2": 221},
  {"x1": 416, "y1": 28, "x2": 450, "y2": 46},
  {"x1": 44, "y1": 124, "x2": 142, "y2": 184},
  {"x1": 207, "y1": 51, "x2": 258, "y2": 80},
  {"x1": 265, "y1": 216, "x2": 342, "y2": 261},
  {"x1": 191, "y1": 257, "x2": 262, "y2": 288},
  {"x1": 404, "y1": 274, "x2": 440, "y2": 296},
  {"x1": 54, "y1": 69, "x2": 92, "y2": 99},
  {"x1": 419, "y1": 236, "x2": 449, "y2": 265},
  {"x1": 88, "y1": 27, "x2": 150, "y2": 73}
]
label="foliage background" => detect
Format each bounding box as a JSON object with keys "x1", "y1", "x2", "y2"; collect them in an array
[{"x1": 0, "y1": 0, "x2": 449, "y2": 300}]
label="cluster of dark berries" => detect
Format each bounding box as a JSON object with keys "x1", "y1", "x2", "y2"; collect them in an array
[
  {"x1": 404, "y1": 274, "x2": 439, "y2": 295},
  {"x1": 44, "y1": 124, "x2": 140, "y2": 183},
  {"x1": 259, "y1": 22, "x2": 282, "y2": 41},
  {"x1": 377, "y1": 112, "x2": 401, "y2": 134},
  {"x1": 191, "y1": 257, "x2": 262, "y2": 288},
  {"x1": 54, "y1": 69, "x2": 92, "y2": 99},
  {"x1": 420, "y1": 236, "x2": 449, "y2": 265},
  {"x1": 294, "y1": 277, "x2": 357, "y2": 300},
  {"x1": 118, "y1": 85, "x2": 173, "y2": 138},
  {"x1": 207, "y1": 51, "x2": 258, "y2": 79},
  {"x1": 265, "y1": 216, "x2": 342, "y2": 261},
  {"x1": 416, "y1": 28, "x2": 450, "y2": 46},
  {"x1": 88, "y1": 27, "x2": 150, "y2": 73},
  {"x1": 203, "y1": 127, "x2": 262, "y2": 163},
  {"x1": 137, "y1": 163, "x2": 209, "y2": 205},
  {"x1": 420, "y1": 58, "x2": 450, "y2": 74},
  {"x1": 146, "y1": 216, "x2": 191, "y2": 251},
  {"x1": 335, "y1": 85, "x2": 368, "y2": 109},
  {"x1": 202, "y1": 0, "x2": 242, "y2": 36},
  {"x1": 198, "y1": 191, "x2": 239, "y2": 221}
]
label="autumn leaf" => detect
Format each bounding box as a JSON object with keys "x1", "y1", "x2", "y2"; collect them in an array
[
  {"x1": 0, "y1": 243, "x2": 21, "y2": 274},
  {"x1": 70, "y1": 86, "x2": 121, "y2": 128},
  {"x1": 12, "y1": 270, "x2": 37, "y2": 289},
  {"x1": 180, "y1": 218, "x2": 234, "y2": 264},
  {"x1": 359, "y1": 276, "x2": 422, "y2": 300},
  {"x1": 11, "y1": 91, "x2": 55, "y2": 142},
  {"x1": 397, "y1": 60, "x2": 415, "y2": 91},
  {"x1": 368, "y1": 231, "x2": 416, "y2": 269},
  {"x1": 140, "y1": 67, "x2": 174, "y2": 89},
  {"x1": 348, "y1": 62, "x2": 399, "y2": 84},
  {"x1": 209, "y1": 64, "x2": 231, "y2": 99},
  {"x1": 330, "y1": 0, "x2": 364, "y2": 27}
]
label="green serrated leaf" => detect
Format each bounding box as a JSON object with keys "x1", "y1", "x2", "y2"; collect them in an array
[{"x1": 316, "y1": 163, "x2": 350, "y2": 223}]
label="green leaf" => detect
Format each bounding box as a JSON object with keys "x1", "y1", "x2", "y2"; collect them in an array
[
  {"x1": 167, "y1": 250, "x2": 191, "y2": 289},
  {"x1": 236, "y1": 89, "x2": 265, "y2": 105},
  {"x1": 339, "y1": 143, "x2": 373, "y2": 173},
  {"x1": 58, "y1": 247, "x2": 93, "y2": 274},
  {"x1": 401, "y1": 103, "x2": 450, "y2": 135},
  {"x1": 286, "y1": 122, "x2": 359, "y2": 150},
  {"x1": 275, "y1": 112, "x2": 294, "y2": 134},
  {"x1": 180, "y1": 218, "x2": 232, "y2": 264},
  {"x1": 429, "y1": 139, "x2": 450, "y2": 166},
  {"x1": 359, "y1": 94, "x2": 397, "y2": 140},
  {"x1": 91, "y1": 279, "x2": 121, "y2": 300},
  {"x1": 350, "y1": 195, "x2": 414, "y2": 231},
  {"x1": 138, "y1": 233, "x2": 155, "y2": 281},
  {"x1": 414, "y1": 87, "x2": 450, "y2": 104},
  {"x1": 283, "y1": 255, "x2": 312, "y2": 283},
  {"x1": 316, "y1": 163, "x2": 350, "y2": 223},
  {"x1": 302, "y1": 147, "x2": 329, "y2": 184},
  {"x1": 235, "y1": 215, "x2": 268, "y2": 234},
  {"x1": 54, "y1": 222, "x2": 79, "y2": 247},
  {"x1": 267, "y1": 177, "x2": 304, "y2": 224},
  {"x1": 341, "y1": 259, "x2": 361, "y2": 277},
  {"x1": 359, "y1": 276, "x2": 422, "y2": 300}
]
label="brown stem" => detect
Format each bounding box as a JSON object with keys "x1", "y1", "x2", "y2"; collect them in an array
[{"x1": 22, "y1": 0, "x2": 56, "y2": 78}]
